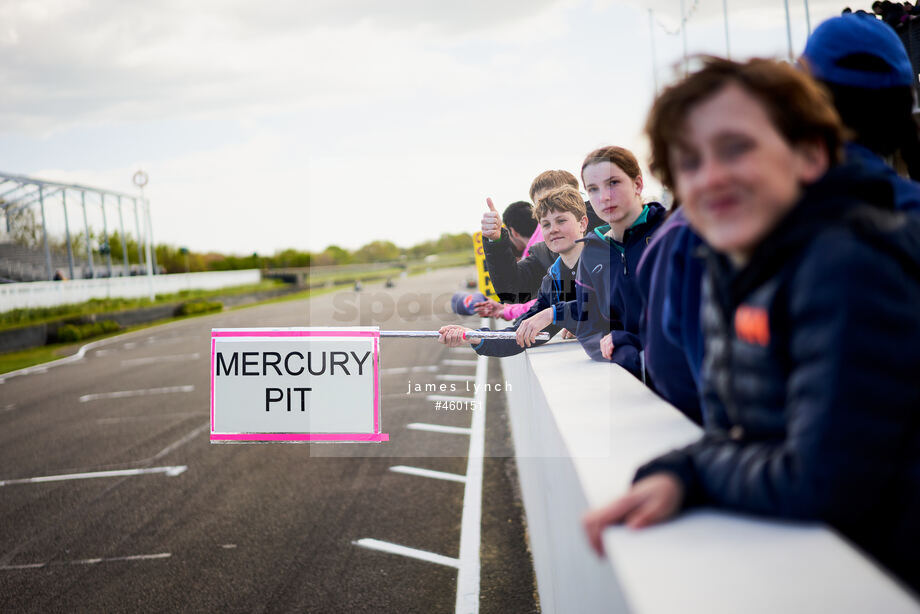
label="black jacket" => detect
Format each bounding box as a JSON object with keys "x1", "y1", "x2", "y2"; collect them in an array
[
  {"x1": 483, "y1": 228, "x2": 556, "y2": 304},
  {"x1": 635, "y1": 165, "x2": 920, "y2": 590}
]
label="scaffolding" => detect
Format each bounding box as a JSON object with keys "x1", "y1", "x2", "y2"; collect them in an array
[{"x1": 0, "y1": 171, "x2": 157, "y2": 283}]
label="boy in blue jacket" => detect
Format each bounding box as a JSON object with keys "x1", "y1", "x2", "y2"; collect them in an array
[
  {"x1": 527, "y1": 146, "x2": 665, "y2": 377},
  {"x1": 438, "y1": 185, "x2": 587, "y2": 356},
  {"x1": 584, "y1": 57, "x2": 920, "y2": 593}
]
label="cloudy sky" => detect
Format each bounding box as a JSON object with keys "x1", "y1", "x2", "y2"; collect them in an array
[{"x1": 0, "y1": 0, "x2": 843, "y2": 255}]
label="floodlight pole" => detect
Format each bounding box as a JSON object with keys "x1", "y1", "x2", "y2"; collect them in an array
[
  {"x1": 804, "y1": 0, "x2": 812, "y2": 35},
  {"x1": 132, "y1": 198, "x2": 144, "y2": 270},
  {"x1": 62, "y1": 190, "x2": 75, "y2": 280},
  {"x1": 680, "y1": 0, "x2": 689, "y2": 76},
  {"x1": 723, "y1": 0, "x2": 731, "y2": 58},
  {"x1": 117, "y1": 195, "x2": 129, "y2": 276},
  {"x1": 783, "y1": 0, "x2": 794, "y2": 61},
  {"x1": 81, "y1": 191, "x2": 95, "y2": 279},
  {"x1": 38, "y1": 185, "x2": 53, "y2": 280},
  {"x1": 100, "y1": 194, "x2": 113, "y2": 278},
  {"x1": 648, "y1": 9, "x2": 659, "y2": 94},
  {"x1": 145, "y1": 198, "x2": 157, "y2": 275},
  {"x1": 134, "y1": 170, "x2": 154, "y2": 301}
]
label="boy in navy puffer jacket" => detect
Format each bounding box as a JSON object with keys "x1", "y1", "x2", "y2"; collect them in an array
[{"x1": 583, "y1": 57, "x2": 920, "y2": 593}]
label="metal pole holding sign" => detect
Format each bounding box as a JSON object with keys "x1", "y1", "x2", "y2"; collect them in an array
[
  {"x1": 210, "y1": 328, "x2": 554, "y2": 444},
  {"x1": 379, "y1": 330, "x2": 550, "y2": 341}
]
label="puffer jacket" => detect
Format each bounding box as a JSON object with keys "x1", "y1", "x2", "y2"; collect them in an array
[{"x1": 635, "y1": 164, "x2": 920, "y2": 591}]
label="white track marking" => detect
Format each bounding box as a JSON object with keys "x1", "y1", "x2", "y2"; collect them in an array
[
  {"x1": 389, "y1": 465, "x2": 467, "y2": 483},
  {"x1": 0, "y1": 552, "x2": 171, "y2": 571},
  {"x1": 1, "y1": 404, "x2": 15, "y2": 413},
  {"x1": 441, "y1": 359, "x2": 478, "y2": 367},
  {"x1": 407, "y1": 423, "x2": 472, "y2": 435},
  {"x1": 123, "y1": 342, "x2": 137, "y2": 349},
  {"x1": 120, "y1": 353, "x2": 200, "y2": 367},
  {"x1": 352, "y1": 539, "x2": 459, "y2": 569},
  {"x1": 0, "y1": 466, "x2": 187, "y2": 487},
  {"x1": 436, "y1": 374, "x2": 472, "y2": 382},
  {"x1": 149, "y1": 422, "x2": 209, "y2": 462},
  {"x1": 455, "y1": 322, "x2": 489, "y2": 614},
  {"x1": 79, "y1": 385, "x2": 194, "y2": 403},
  {"x1": 0, "y1": 331, "x2": 159, "y2": 382},
  {"x1": 426, "y1": 394, "x2": 475, "y2": 403},
  {"x1": 95, "y1": 349, "x2": 112, "y2": 357},
  {"x1": 96, "y1": 412, "x2": 204, "y2": 424},
  {"x1": 379, "y1": 365, "x2": 439, "y2": 375}
]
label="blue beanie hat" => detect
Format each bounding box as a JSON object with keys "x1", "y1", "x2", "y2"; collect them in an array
[
  {"x1": 802, "y1": 13, "x2": 913, "y2": 88},
  {"x1": 451, "y1": 292, "x2": 487, "y2": 316}
]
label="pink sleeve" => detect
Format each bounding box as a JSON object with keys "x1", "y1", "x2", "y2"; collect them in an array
[
  {"x1": 521, "y1": 226, "x2": 544, "y2": 259},
  {"x1": 501, "y1": 298, "x2": 539, "y2": 321}
]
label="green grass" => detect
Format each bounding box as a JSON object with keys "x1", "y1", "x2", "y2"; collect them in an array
[
  {"x1": 0, "y1": 341, "x2": 92, "y2": 373},
  {"x1": 0, "y1": 261, "x2": 476, "y2": 375},
  {"x1": 0, "y1": 279, "x2": 286, "y2": 331}
]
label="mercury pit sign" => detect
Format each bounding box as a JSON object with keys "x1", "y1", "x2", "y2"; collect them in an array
[{"x1": 210, "y1": 328, "x2": 387, "y2": 443}]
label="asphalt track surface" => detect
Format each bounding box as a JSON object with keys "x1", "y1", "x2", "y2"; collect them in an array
[{"x1": 0, "y1": 268, "x2": 539, "y2": 613}]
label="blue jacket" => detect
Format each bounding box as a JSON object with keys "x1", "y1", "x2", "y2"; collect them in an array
[
  {"x1": 635, "y1": 164, "x2": 920, "y2": 591},
  {"x1": 553, "y1": 203, "x2": 666, "y2": 375},
  {"x1": 846, "y1": 142, "x2": 920, "y2": 212},
  {"x1": 636, "y1": 208, "x2": 705, "y2": 424},
  {"x1": 472, "y1": 256, "x2": 578, "y2": 357}
]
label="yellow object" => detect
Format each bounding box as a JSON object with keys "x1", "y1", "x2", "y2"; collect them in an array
[{"x1": 472, "y1": 231, "x2": 498, "y2": 300}]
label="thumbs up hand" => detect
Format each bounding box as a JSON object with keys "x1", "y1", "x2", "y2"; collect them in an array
[{"x1": 481, "y1": 197, "x2": 502, "y2": 240}]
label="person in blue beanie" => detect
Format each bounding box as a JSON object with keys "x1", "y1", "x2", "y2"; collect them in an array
[
  {"x1": 800, "y1": 12, "x2": 920, "y2": 211},
  {"x1": 583, "y1": 57, "x2": 920, "y2": 592}
]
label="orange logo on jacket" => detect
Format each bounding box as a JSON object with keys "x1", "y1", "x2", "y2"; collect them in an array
[{"x1": 734, "y1": 305, "x2": 770, "y2": 346}]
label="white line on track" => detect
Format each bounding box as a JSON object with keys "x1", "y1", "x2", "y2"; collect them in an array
[
  {"x1": 441, "y1": 359, "x2": 478, "y2": 367},
  {"x1": 455, "y1": 322, "x2": 489, "y2": 614},
  {"x1": 0, "y1": 466, "x2": 187, "y2": 487},
  {"x1": 120, "y1": 353, "x2": 200, "y2": 367},
  {"x1": 79, "y1": 385, "x2": 194, "y2": 403},
  {"x1": 0, "y1": 552, "x2": 171, "y2": 571},
  {"x1": 352, "y1": 539, "x2": 459, "y2": 569},
  {"x1": 149, "y1": 422, "x2": 209, "y2": 462},
  {"x1": 1, "y1": 404, "x2": 15, "y2": 413},
  {"x1": 97, "y1": 412, "x2": 205, "y2": 424},
  {"x1": 123, "y1": 342, "x2": 137, "y2": 349},
  {"x1": 389, "y1": 465, "x2": 467, "y2": 483},
  {"x1": 407, "y1": 423, "x2": 472, "y2": 435},
  {"x1": 426, "y1": 394, "x2": 475, "y2": 403},
  {"x1": 436, "y1": 374, "x2": 472, "y2": 382},
  {"x1": 379, "y1": 365, "x2": 439, "y2": 375}
]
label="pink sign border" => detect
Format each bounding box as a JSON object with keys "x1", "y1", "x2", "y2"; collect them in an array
[{"x1": 209, "y1": 328, "x2": 386, "y2": 443}]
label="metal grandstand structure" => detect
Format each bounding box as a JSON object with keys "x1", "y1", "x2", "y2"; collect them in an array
[{"x1": 0, "y1": 171, "x2": 157, "y2": 283}]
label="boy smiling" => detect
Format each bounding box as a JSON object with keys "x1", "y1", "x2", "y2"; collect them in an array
[{"x1": 438, "y1": 185, "x2": 588, "y2": 356}]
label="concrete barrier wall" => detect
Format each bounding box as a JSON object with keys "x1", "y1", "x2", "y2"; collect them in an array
[
  {"x1": 500, "y1": 341, "x2": 920, "y2": 614},
  {"x1": 0, "y1": 270, "x2": 261, "y2": 311}
]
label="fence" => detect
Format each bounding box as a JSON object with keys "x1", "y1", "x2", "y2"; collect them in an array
[
  {"x1": 0, "y1": 270, "x2": 261, "y2": 312},
  {"x1": 499, "y1": 340, "x2": 919, "y2": 613}
]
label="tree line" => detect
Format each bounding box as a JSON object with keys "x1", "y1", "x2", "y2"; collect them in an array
[{"x1": 2, "y1": 208, "x2": 472, "y2": 273}]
